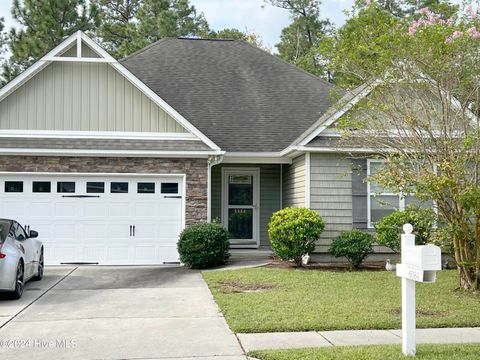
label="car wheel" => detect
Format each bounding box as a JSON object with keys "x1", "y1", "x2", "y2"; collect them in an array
[
  {"x1": 32, "y1": 250, "x2": 44, "y2": 281},
  {"x1": 11, "y1": 261, "x2": 24, "y2": 300}
]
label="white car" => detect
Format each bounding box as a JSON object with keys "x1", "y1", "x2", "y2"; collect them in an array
[{"x1": 0, "y1": 219, "x2": 44, "y2": 299}]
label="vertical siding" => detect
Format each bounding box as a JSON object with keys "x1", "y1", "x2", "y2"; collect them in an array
[
  {"x1": 211, "y1": 164, "x2": 281, "y2": 247},
  {"x1": 0, "y1": 62, "x2": 187, "y2": 133},
  {"x1": 282, "y1": 154, "x2": 305, "y2": 207},
  {"x1": 310, "y1": 153, "x2": 353, "y2": 252}
]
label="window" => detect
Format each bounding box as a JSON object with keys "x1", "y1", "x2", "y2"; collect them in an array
[
  {"x1": 5, "y1": 181, "x2": 23, "y2": 193},
  {"x1": 367, "y1": 160, "x2": 432, "y2": 227},
  {"x1": 14, "y1": 223, "x2": 27, "y2": 241},
  {"x1": 33, "y1": 181, "x2": 51, "y2": 193},
  {"x1": 137, "y1": 182, "x2": 155, "y2": 194},
  {"x1": 87, "y1": 182, "x2": 104, "y2": 193},
  {"x1": 111, "y1": 182, "x2": 128, "y2": 193},
  {"x1": 57, "y1": 181, "x2": 75, "y2": 193},
  {"x1": 161, "y1": 182, "x2": 178, "y2": 194}
]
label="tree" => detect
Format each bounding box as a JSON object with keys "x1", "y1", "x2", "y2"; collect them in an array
[
  {"x1": 354, "y1": 0, "x2": 458, "y2": 19},
  {"x1": 92, "y1": 0, "x2": 141, "y2": 58},
  {"x1": 336, "y1": 5, "x2": 480, "y2": 290},
  {"x1": 94, "y1": 0, "x2": 210, "y2": 58},
  {"x1": 3, "y1": 0, "x2": 100, "y2": 83},
  {"x1": 323, "y1": 4, "x2": 402, "y2": 87},
  {"x1": 265, "y1": 0, "x2": 332, "y2": 78},
  {"x1": 209, "y1": 28, "x2": 270, "y2": 51}
]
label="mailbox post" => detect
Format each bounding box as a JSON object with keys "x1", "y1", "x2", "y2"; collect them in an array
[{"x1": 396, "y1": 224, "x2": 442, "y2": 356}]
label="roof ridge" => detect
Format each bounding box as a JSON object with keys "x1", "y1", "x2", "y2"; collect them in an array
[
  {"x1": 120, "y1": 37, "x2": 173, "y2": 62},
  {"x1": 176, "y1": 37, "x2": 236, "y2": 42}
]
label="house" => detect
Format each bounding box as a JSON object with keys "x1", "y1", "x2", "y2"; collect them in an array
[{"x1": 0, "y1": 31, "x2": 389, "y2": 265}]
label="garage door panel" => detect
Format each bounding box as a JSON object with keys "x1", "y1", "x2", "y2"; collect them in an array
[
  {"x1": 0, "y1": 174, "x2": 184, "y2": 265},
  {"x1": 29, "y1": 202, "x2": 55, "y2": 218},
  {"x1": 55, "y1": 202, "x2": 78, "y2": 218},
  {"x1": 83, "y1": 246, "x2": 106, "y2": 263},
  {"x1": 83, "y1": 202, "x2": 108, "y2": 218},
  {"x1": 0, "y1": 200, "x2": 26, "y2": 219},
  {"x1": 107, "y1": 202, "x2": 132, "y2": 218}
]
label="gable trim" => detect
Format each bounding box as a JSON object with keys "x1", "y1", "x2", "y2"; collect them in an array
[
  {"x1": 0, "y1": 31, "x2": 222, "y2": 151},
  {"x1": 297, "y1": 83, "x2": 375, "y2": 147},
  {"x1": 0, "y1": 130, "x2": 199, "y2": 141}
]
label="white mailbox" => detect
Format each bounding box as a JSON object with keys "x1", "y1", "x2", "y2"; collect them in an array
[
  {"x1": 396, "y1": 224, "x2": 442, "y2": 356},
  {"x1": 403, "y1": 244, "x2": 441, "y2": 271}
]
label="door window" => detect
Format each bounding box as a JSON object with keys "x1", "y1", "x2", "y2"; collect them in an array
[
  {"x1": 161, "y1": 183, "x2": 179, "y2": 194},
  {"x1": 111, "y1": 182, "x2": 129, "y2": 193},
  {"x1": 33, "y1": 181, "x2": 51, "y2": 193},
  {"x1": 57, "y1": 181, "x2": 75, "y2": 193},
  {"x1": 5, "y1": 181, "x2": 23, "y2": 193},
  {"x1": 87, "y1": 182, "x2": 105, "y2": 193},
  {"x1": 14, "y1": 223, "x2": 27, "y2": 241},
  {"x1": 138, "y1": 182, "x2": 155, "y2": 194}
]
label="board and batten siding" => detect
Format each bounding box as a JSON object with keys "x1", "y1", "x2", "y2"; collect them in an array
[
  {"x1": 0, "y1": 61, "x2": 187, "y2": 133},
  {"x1": 211, "y1": 164, "x2": 281, "y2": 247},
  {"x1": 309, "y1": 153, "x2": 353, "y2": 252},
  {"x1": 282, "y1": 154, "x2": 306, "y2": 208}
]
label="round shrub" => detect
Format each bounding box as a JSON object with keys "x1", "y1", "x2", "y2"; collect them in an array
[
  {"x1": 268, "y1": 207, "x2": 325, "y2": 267},
  {"x1": 329, "y1": 230, "x2": 374, "y2": 269},
  {"x1": 177, "y1": 222, "x2": 230, "y2": 269},
  {"x1": 374, "y1": 206, "x2": 436, "y2": 253}
]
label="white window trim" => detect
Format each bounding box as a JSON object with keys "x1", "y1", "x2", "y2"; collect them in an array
[{"x1": 221, "y1": 167, "x2": 260, "y2": 248}]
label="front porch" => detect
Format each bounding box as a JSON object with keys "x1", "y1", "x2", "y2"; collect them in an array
[{"x1": 210, "y1": 163, "x2": 283, "y2": 249}]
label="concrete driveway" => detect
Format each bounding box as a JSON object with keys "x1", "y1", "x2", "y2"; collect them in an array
[{"x1": 0, "y1": 266, "x2": 245, "y2": 360}]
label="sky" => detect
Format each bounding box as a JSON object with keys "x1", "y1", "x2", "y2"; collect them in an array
[{"x1": 0, "y1": 0, "x2": 355, "y2": 51}]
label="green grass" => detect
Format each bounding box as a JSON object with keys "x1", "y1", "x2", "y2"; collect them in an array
[
  {"x1": 202, "y1": 268, "x2": 480, "y2": 333},
  {"x1": 248, "y1": 344, "x2": 480, "y2": 360}
]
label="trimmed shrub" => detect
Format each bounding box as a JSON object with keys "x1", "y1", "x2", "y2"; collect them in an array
[
  {"x1": 329, "y1": 230, "x2": 374, "y2": 269},
  {"x1": 374, "y1": 206, "x2": 436, "y2": 253},
  {"x1": 177, "y1": 222, "x2": 230, "y2": 269},
  {"x1": 268, "y1": 207, "x2": 325, "y2": 267}
]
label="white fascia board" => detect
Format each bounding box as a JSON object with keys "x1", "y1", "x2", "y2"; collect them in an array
[
  {"x1": 298, "y1": 84, "x2": 374, "y2": 147},
  {"x1": 223, "y1": 152, "x2": 292, "y2": 164},
  {"x1": 0, "y1": 130, "x2": 198, "y2": 141},
  {"x1": 0, "y1": 32, "x2": 79, "y2": 103},
  {"x1": 0, "y1": 148, "x2": 224, "y2": 158},
  {"x1": 223, "y1": 156, "x2": 292, "y2": 164}
]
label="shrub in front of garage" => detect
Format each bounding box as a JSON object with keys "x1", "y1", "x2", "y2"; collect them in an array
[{"x1": 178, "y1": 222, "x2": 230, "y2": 269}]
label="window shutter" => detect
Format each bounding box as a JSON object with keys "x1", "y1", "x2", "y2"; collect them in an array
[{"x1": 352, "y1": 159, "x2": 368, "y2": 229}]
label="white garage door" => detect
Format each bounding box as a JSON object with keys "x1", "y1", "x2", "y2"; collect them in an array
[{"x1": 0, "y1": 174, "x2": 185, "y2": 265}]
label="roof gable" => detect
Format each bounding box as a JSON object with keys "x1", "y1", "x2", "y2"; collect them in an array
[
  {"x1": 120, "y1": 38, "x2": 338, "y2": 153},
  {"x1": 0, "y1": 32, "x2": 220, "y2": 151}
]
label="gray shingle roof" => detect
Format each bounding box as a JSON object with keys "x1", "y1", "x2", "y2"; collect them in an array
[{"x1": 120, "y1": 38, "x2": 338, "y2": 152}]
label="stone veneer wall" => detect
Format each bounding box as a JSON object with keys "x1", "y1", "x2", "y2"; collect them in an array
[{"x1": 0, "y1": 156, "x2": 208, "y2": 224}]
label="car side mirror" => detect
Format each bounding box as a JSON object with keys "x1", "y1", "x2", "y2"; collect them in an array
[{"x1": 29, "y1": 230, "x2": 38, "y2": 238}]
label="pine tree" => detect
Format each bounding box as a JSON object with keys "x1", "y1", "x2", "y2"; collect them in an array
[
  {"x1": 265, "y1": 0, "x2": 332, "y2": 78},
  {"x1": 3, "y1": 0, "x2": 100, "y2": 83}
]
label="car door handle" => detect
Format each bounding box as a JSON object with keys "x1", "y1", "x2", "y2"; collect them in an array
[
  {"x1": 129, "y1": 225, "x2": 132, "y2": 237},
  {"x1": 132, "y1": 225, "x2": 135, "y2": 237}
]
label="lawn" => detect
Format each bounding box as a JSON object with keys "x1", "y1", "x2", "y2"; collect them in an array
[
  {"x1": 202, "y1": 268, "x2": 480, "y2": 333},
  {"x1": 248, "y1": 344, "x2": 480, "y2": 360}
]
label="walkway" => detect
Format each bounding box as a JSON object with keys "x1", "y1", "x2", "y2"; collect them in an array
[{"x1": 238, "y1": 327, "x2": 480, "y2": 352}]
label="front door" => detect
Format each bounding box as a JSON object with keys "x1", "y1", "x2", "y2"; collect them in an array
[{"x1": 222, "y1": 168, "x2": 260, "y2": 247}]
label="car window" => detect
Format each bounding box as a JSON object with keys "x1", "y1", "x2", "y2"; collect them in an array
[
  {"x1": 0, "y1": 219, "x2": 11, "y2": 243},
  {"x1": 14, "y1": 223, "x2": 27, "y2": 241}
]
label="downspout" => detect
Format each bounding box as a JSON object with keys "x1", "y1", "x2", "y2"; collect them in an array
[{"x1": 207, "y1": 155, "x2": 224, "y2": 222}]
